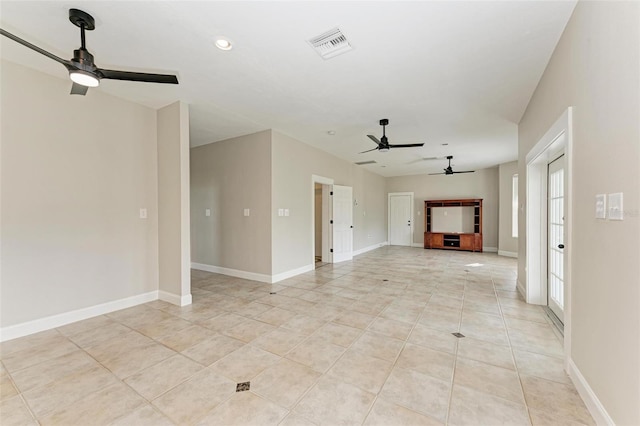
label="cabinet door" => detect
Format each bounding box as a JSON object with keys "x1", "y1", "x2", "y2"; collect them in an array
[
  {"x1": 475, "y1": 234, "x2": 483, "y2": 252},
  {"x1": 431, "y1": 233, "x2": 444, "y2": 248},
  {"x1": 460, "y1": 234, "x2": 474, "y2": 251}
]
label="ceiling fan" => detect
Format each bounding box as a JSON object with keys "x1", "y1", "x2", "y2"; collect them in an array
[
  {"x1": 0, "y1": 8, "x2": 179, "y2": 96},
  {"x1": 361, "y1": 119, "x2": 424, "y2": 153},
  {"x1": 430, "y1": 155, "x2": 475, "y2": 175}
]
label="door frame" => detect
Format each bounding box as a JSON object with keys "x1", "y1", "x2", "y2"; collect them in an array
[
  {"x1": 525, "y1": 107, "x2": 573, "y2": 367},
  {"x1": 312, "y1": 174, "x2": 334, "y2": 264},
  {"x1": 388, "y1": 192, "x2": 414, "y2": 246}
]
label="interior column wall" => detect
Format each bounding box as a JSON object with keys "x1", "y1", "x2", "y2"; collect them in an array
[{"x1": 157, "y1": 101, "x2": 191, "y2": 305}]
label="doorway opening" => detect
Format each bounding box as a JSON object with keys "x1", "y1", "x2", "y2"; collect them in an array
[
  {"x1": 314, "y1": 183, "x2": 329, "y2": 268},
  {"x1": 311, "y1": 175, "x2": 333, "y2": 269},
  {"x1": 526, "y1": 107, "x2": 573, "y2": 365}
]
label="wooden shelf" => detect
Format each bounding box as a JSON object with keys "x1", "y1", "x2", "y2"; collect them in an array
[{"x1": 424, "y1": 198, "x2": 483, "y2": 252}]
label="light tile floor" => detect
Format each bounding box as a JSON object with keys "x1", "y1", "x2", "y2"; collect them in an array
[{"x1": 0, "y1": 247, "x2": 595, "y2": 425}]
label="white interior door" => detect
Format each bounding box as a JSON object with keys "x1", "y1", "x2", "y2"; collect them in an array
[
  {"x1": 332, "y1": 185, "x2": 353, "y2": 263},
  {"x1": 548, "y1": 155, "x2": 565, "y2": 323},
  {"x1": 389, "y1": 193, "x2": 413, "y2": 246}
]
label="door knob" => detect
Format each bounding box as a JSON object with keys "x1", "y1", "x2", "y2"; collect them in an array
[{"x1": 558, "y1": 244, "x2": 564, "y2": 249}]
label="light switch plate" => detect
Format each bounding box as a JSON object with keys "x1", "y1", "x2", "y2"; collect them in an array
[
  {"x1": 139, "y1": 208, "x2": 147, "y2": 219},
  {"x1": 595, "y1": 194, "x2": 606, "y2": 219},
  {"x1": 244, "y1": 208, "x2": 250, "y2": 217},
  {"x1": 284, "y1": 209, "x2": 290, "y2": 217},
  {"x1": 205, "y1": 209, "x2": 211, "y2": 217},
  {"x1": 278, "y1": 208, "x2": 284, "y2": 217},
  {"x1": 608, "y1": 193, "x2": 623, "y2": 220}
]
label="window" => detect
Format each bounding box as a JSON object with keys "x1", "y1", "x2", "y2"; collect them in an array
[{"x1": 512, "y1": 174, "x2": 518, "y2": 238}]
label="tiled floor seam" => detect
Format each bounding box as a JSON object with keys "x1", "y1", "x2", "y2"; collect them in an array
[
  {"x1": 493, "y1": 274, "x2": 535, "y2": 426},
  {"x1": 443, "y1": 271, "x2": 467, "y2": 425}
]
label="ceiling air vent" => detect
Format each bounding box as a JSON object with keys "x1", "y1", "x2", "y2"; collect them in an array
[
  {"x1": 308, "y1": 27, "x2": 353, "y2": 59},
  {"x1": 355, "y1": 160, "x2": 377, "y2": 166}
]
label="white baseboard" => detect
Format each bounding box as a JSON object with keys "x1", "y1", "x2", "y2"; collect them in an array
[
  {"x1": 568, "y1": 359, "x2": 614, "y2": 426},
  {"x1": 191, "y1": 262, "x2": 316, "y2": 284},
  {"x1": 411, "y1": 242, "x2": 424, "y2": 248},
  {"x1": 483, "y1": 246, "x2": 498, "y2": 253},
  {"x1": 191, "y1": 262, "x2": 272, "y2": 283},
  {"x1": 159, "y1": 290, "x2": 192, "y2": 307},
  {"x1": 271, "y1": 264, "x2": 314, "y2": 283},
  {"x1": 0, "y1": 291, "x2": 159, "y2": 342},
  {"x1": 517, "y1": 279, "x2": 526, "y2": 300},
  {"x1": 498, "y1": 250, "x2": 518, "y2": 258},
  {"x1": 353, "y1": 241, "x2": 388, "y2": 256}
]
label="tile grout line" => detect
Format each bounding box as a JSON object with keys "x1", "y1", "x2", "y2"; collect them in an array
[
  {"x1": 443, "y1": 261, "x2": 465, "y2": 426},
  {"x1": 493, "y1": 271, "x2": 535, "y2": 426}
]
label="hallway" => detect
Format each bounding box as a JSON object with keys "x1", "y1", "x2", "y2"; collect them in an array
[{"x1": 0, "y1": 247, "x2": 593, "y2": 425}]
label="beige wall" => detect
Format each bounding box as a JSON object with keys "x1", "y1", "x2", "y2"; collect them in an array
[
  {"x1": 518, "y1": 2, "x2": 640, "y2": 424},
  {"x1": 498, "y1": 161, "x2": 518, "y2": 255},
  {"x1": 271, "y1": 131, "x2": 387, "y2": 275},
  {"x1": 190, "y1": 131, "x2": 272, "y2": 275},
  {"x1": 191, "y1": 130, "x2": 387, "y2": 277},
  {"x1": 157, "y1": 101, "x2": 191, "y2": 301},
  {"x1": 1, "y1": 60, "x2": 159, "y2": 326},
  {"x1": 386, "y1": 168, "x2": 499, "y2": 249}
]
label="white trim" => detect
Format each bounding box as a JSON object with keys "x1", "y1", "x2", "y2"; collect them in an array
[
  {"x1": 191, "y1": 262, "x2": 315, "y2": 284},
  {"x1": 272, "y1": 264, "x2": 315, "y2": 283},
  {"x1": 568, "y1": 359, "x2": 615, "y2": 426},
  {"x1": 498, "y1": 250, "x2": 518, "y2": 258},
  {"x1": 0, "y1": 291, "x2": 159, "y2": 342},
  {"x1": 388, "y1": 192, "x2": 414, "y2": 247},
  {"x1": 191, "y1": 262, "x2": 272, "y2": 283},
  {"x1": 159, "y1": 290, "x2": 192, "y2": 307},
  {"x1": 483, "y1": 246, "x2": 498, "y2": 253},
  {"x1": 411, "y1": 242, "x2": 424, "y2": 248},
  {"x1": 354, "y1": 242, "x2": 389, "y2": 256}
]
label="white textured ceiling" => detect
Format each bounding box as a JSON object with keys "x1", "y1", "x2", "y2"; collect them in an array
[{"x1": 0, "y1": 1, "x2": 576, "y2": 177}]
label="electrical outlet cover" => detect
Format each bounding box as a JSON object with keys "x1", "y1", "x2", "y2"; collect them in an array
[
  {"x1": 595, "y1": 194, "x2": 606, "y2": 219},
  {"x1": 607, "y1": 193, "x2": 623, "y2": 220}
]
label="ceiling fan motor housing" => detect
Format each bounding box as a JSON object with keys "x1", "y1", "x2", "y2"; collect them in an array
[{"x1": 72, "y1": 48, "x2": 95, "y2": 67}]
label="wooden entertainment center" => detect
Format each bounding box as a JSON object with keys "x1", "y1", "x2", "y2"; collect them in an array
[{"x1": 424, "y1": 198, "x2": 483, "y2": 252}]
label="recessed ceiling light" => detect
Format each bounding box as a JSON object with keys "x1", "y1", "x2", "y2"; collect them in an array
[
  {"x1": 215, "y1": 38, "x2": 232, "y2": 51},
  {"x1": 327, "y1": 130, "x2": 336, "y2": 135}
]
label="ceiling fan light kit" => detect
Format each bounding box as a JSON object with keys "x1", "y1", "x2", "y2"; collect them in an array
[
  {"x1": 0, "y1": 8, "x2": 179, "y2": 96},
  {"x1": 69, "y1": 69, "x2": 99, "y2": 87}
]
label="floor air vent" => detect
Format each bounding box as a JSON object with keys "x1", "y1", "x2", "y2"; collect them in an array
[
  {"x1": 355, "y1": 160, "x2": 377, "y2": 166},
  {"x1": 308, "y1": 27, "x2": 353, "y2": 59}
]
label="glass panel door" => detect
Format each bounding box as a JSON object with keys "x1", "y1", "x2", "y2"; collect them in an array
[{"x1": 548, "y1": 155, "x2": 565, "y2": 323}]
